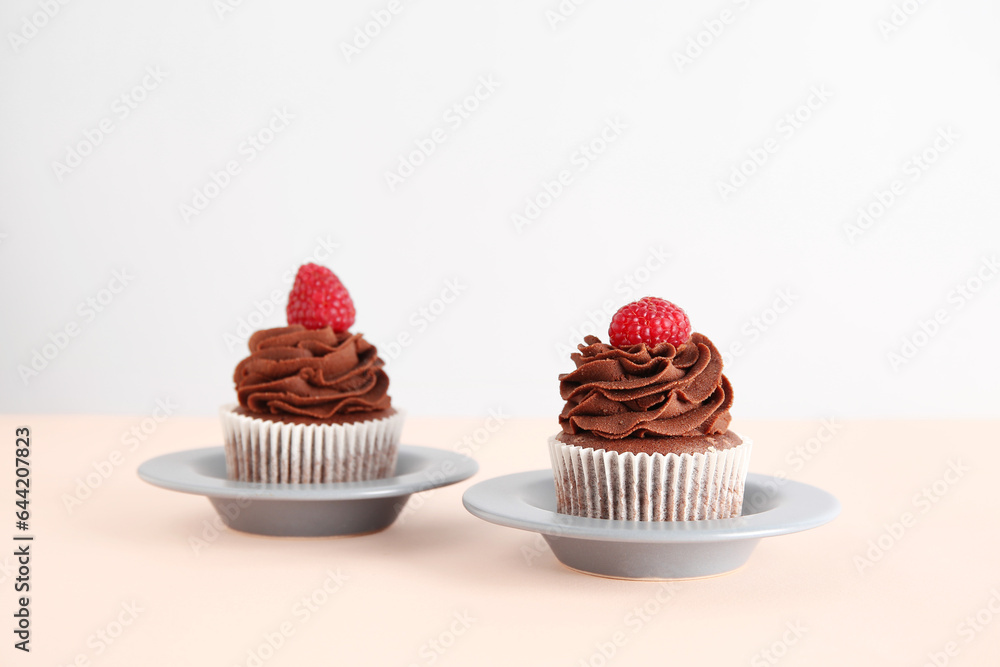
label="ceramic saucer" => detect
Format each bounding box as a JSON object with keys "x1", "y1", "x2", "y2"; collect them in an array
[
  {"x1": 139, "y1": 445, "x2": 478, "y2": 537},
  {"x1": 463, "y1": 471, "x2": 839, "y2": 580}
]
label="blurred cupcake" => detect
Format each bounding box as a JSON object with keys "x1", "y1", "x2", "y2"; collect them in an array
[
  {"x1": 221, "y1": 264, "x2": 403, "y2": 483},
  {"x1": 549, "y1": 297, "x2": 750, "y2": 520}
]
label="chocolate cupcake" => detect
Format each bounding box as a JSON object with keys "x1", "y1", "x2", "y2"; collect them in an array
[
  {"x1": 549, "y1": 297, "x2": 751, "y2": 520},
  {"x1": 221, "y1": 264, "x2": 403, "y2": 483}
]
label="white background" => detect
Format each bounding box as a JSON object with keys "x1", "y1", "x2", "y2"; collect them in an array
[{"x1": 1, "y1": 0, "x2": 998, "y2": 419}]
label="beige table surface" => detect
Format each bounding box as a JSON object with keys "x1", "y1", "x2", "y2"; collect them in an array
[{"x1": 2, "y1": 415, "x2": 998, "y2": 666}]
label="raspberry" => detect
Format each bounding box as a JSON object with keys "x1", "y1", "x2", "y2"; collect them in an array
[
  {"x1": 286, "y1": 263, "x2": 356, "y2": 332},
  {"x1": 608, "y1": 297, "x2": 691, "y2": 348}
]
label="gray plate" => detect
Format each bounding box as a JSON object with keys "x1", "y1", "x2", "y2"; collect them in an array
[
  {"x1": 463, "y1": 470, "x2": 840, "y2": 580},
  {"x1": 138, "y1": 445, "x2": 478, "y2": 537}
]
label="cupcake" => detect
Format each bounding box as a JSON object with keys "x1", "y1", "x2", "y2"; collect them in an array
[
  {"x1": 549, "y1": 297, "x2": 751, "y2": 520},
  {"x1": 221, "y1": 263, "x2": 404, "y2": 483}
]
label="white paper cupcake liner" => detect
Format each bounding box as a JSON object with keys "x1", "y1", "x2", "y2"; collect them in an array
[
  {"x1": 548, "y1": 434, "x2": 752, "y2": 521},
  {"x1": 220, "y1": 406, "x2": 404, "y2": 483}
]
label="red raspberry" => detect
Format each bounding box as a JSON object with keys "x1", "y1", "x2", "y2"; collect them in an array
[
  {"x1": 608, "y1": 297, "x2": 691, "y2": 348},
  {"x1": 286, "y1": 264, "x2": 355, "y2": 332}
]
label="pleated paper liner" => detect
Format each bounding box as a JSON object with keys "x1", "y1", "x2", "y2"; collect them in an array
[
  {"x1": 548, "y1": 434, "x2": 752, "y2": 520},
  {"x1": 221, "y1": 406, "x2": 405, "y2": 483}
]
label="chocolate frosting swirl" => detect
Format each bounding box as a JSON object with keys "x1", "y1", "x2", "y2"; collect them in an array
[
  {"x1": 234, "y1": 325, "x2": 391, "y2": 419},
  {"x1": 558, "y1": 333, "x2": 733, "y2": 439}
]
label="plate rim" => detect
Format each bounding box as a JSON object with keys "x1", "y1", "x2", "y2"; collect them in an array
[
  {"x1": 137, "y1": 445, "x2": 478, "y2": 501},
  {"x1": 462, "y1": 470, "x2": 840, "y2": 544}
]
